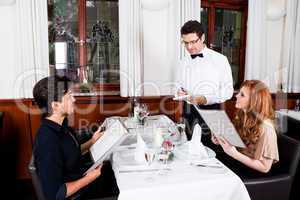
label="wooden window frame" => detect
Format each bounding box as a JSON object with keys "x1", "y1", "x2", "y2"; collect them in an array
[
  {"x1": 50, "y1": 0, "x2": 247, "y2": 91},
  {"x1": 201, "y1": 0, "x2": 248, "y2": 88},
  {"x1": 78, "y1": 0, "x2": 120, "y2": 92}
]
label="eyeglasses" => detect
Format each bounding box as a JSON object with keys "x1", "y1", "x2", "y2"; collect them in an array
[{"x1": 181, "y1": 38, "x2": 200, "y2": 46}]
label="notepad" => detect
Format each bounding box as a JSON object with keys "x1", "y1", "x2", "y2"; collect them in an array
[
  {"x1": 173, "y1": 95, "x2": 190, "y2": 101},
  {"x1": 195, "y1": 108, "x2": 246, "y2": 148},
  {"x1": 85, "y1": 119, "x2": 129, "y2": 174}
]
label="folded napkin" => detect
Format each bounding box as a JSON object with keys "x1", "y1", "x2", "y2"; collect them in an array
[
  {"x1": 134, "y1": 133, "x2": 147, "y2": 164},
  {"x1": 188, "y1": 124, "x2": 209, "y2": 159},
  {"x1": 153, "y1": 128, "x2": 164, "y2": 148}
]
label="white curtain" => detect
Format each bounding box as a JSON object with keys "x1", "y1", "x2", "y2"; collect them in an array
[
  {"x1": 119, "y1": 0, "x2": 143, "y2": 97},
  {"x1": 179, "y1": 0, "x2": 201, "y2": 59},
  {"x1": 245, "y1": 0, "x2": 269, "y2": 87},
  {"x1": 245, "y1": 0, "x2": 290, "y2": 92},
  {"x1": 0, "y1": 3, "x2": 17, "y2": 99},
  {"x1": 142, "y1": 0, "x2": 177, "y2": 96},
  {"x1": 119, "y1": 0, "x2": 200, "y2": 97},
  {"x1": 0, "y1": 0, "x2": 15, "y2": 6},
  {"x1": 281, "y1": 0, "x2": 300, "y2": 92},
  {"x1": 13, "y1": 0, "x2": 49, "y2": 98}
]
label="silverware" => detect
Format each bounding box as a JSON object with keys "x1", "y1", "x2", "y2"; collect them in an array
[
  {"x1": 146, "y1": 118, "x2": 159, "y2": 121},
  {"x1": 194, "y1": 164, "x2": 223, "y2": 168},
  {"x1": 119, "y1": 168, "x2": 171, "y2": 173},
  {"x1": 126, "y1": 146, "x2": 136, "y2": 149}
]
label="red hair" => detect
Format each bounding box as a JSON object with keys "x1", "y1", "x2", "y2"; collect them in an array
[{"x1": 234, "y1": 80, "x2": 275, "y2": 146}]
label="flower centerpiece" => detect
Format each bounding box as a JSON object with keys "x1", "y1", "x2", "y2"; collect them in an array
[{"x1": 159, "y1": 139, "x2": 174, "y2": 161}]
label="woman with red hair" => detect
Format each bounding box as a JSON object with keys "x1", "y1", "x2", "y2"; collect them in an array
[{"x1": 212, "y1": 80, "x2": 279, "y2": 173}]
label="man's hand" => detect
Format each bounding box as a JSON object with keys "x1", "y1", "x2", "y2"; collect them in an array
[
  {"x1": 177, "y1": 89, "x2": 188, "y2": 96},
  {"x1": 188, "y1": 95, "x2": 207, "y2": 105}
]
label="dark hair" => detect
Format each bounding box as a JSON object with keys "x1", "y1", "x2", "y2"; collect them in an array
[
  {"x1": 180, "y1": 20, "x2": 205, "y2": 38},
  {"x1": 33, "y1": 76, "x2": 72, "y2": 118}
]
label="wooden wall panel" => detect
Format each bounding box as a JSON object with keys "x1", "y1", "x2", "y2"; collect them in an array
[
  {"x1": 273, "y1": 93, "x2": 299, "y2": 110},
  {"x1": 71, "y1": 102, "x2": 130, "y2": 129},
  {"x1": 70, "y1": 96, "x2": 181, "y2": 130},
  {"x1": 0, "y1": 99, "x2": 33, "y2": 179},
  {"x1": 139, "y1": 96, "x2": 181, "y2": 122}
]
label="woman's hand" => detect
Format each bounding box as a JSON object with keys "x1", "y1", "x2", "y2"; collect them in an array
[
  {"x1": 211, "y1": 133, "x2": 219, "y2": 145},
  {"x1": 91, "y1": 127, "x2": 104, "y2": 144},
  {"x1": 218, "y1": 137, "x2": 238, "y2": 158}
]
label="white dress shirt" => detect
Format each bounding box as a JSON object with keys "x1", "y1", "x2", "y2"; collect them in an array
[{"x1": 175, "y1": 47, "x2": 233, "y2": 105}]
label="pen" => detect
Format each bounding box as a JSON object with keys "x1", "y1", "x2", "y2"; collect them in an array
[{"x1": 180, "y1": 87, "x2": 187, "y2": 93}]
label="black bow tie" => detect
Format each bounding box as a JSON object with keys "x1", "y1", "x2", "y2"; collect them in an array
[{"x1": 191, "y1": 53, "x2": 204, "y2": 59}]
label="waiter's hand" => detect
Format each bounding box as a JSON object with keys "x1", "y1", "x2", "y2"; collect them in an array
[
  {"x1": 177, "y1": 88, "x2": 188, "y2": 96},
  {"x1": 188, "y1": 95, "x2": 207, "y2": 105}
]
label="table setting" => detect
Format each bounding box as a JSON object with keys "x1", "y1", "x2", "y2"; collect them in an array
[{"x1": 101, "y1": 114, "x2": 250, "y2": 200}]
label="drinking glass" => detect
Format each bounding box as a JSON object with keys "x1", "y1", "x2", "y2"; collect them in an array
[
  {"x1": 144, "y1": 148, "x2": 156, "y2": 166},
  {"x1": 144, "y1": 148, "x2": 156, "y2": 182},
  {"x1": 158, "y1": 150, "x2": 170, "y2": 176},
  {"x1": 139, "y1": 103, "x2": 149, "y2": 125},
  {"x1": 175, "y1": 123, "x2": 187, "y2": 145},
  {"x1": 295, "y1": 99, "x2": 300, "y2": 111}
]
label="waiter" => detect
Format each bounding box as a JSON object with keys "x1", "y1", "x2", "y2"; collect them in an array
[{"x1": 175, "y1": 20, "x2": 233, "y2": 144}]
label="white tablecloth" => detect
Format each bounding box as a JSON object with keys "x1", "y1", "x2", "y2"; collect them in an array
[
  {"x1": 276, "y1": 109, "x2": 300, "y2": 121},
  {"x1": 107, "y1": 115, "x2": 250, "y2": 200},
  {"x1": 112, "y1": 152, "x2": 250, "y2": 200},
  {"x1": 276, "y1": 109, "x2": 300, "y2": 133}
]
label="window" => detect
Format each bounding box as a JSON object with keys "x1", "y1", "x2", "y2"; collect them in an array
[
  {"x1": 48, "y1": 0, "x2": 119, "y2": 92},
  {"x1": 201, "y1": 0, "x2": 248, "y2": 88},
  {"x1": 86, "y1": 1, "x2": 119, "y2": 84}
]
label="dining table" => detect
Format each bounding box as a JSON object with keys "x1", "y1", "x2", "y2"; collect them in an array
[{"x1": 104, "y1": 115, "x2": 250, "y2": 200}]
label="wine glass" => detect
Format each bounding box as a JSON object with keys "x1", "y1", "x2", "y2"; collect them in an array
[
  {"x1": 138, "y1": 103, "x2": 149, "y2": 125},
  {"x1": 144, "y1": 148, "x2": 156, "y2": 182},
  {"x1": 158, "y1": 150, "x2": 170, "y2": 176},
  {"x1": 144, "y1": 148, "x2": 156, "y2": 166},
  {"x1": 175, "y1": 123, "x2": 187, "y2": 145}
]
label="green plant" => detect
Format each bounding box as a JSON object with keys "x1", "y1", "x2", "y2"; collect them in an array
[{"x1": 79, "y1": 83, "x2": 92, "y2": 93}]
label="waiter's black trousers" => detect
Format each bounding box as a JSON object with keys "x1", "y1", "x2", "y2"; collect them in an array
[{"x1": 183, "y1": 102, "x2": 220, "y2": 149}]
